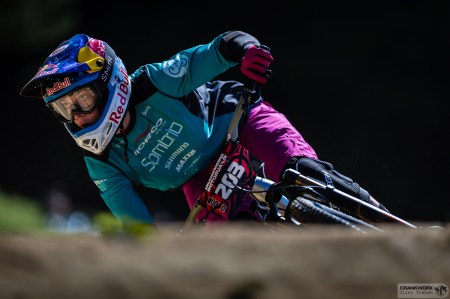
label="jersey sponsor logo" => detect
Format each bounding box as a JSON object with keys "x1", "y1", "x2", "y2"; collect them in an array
[
  {"x1": 175, "y1": 149, "x2": 196, "y2": 173},
  {"x1": 113, "y1": 138, "x2": 125, "y2": 149},
  {"x1": 165, "y1": 142, "x2": 189, "y2": 170},
  {"x1": 141, "y1": 105, "x2": 151, "y2": 116},
  {"x1": 162, "y1": 54, "x2": 188, "y2": 78},
  {"x1": 133, "y1": 118, "x2": 164, "y2": 156},
  {"x1": 140, "y1": 122, "x2": 183, "y2": 173}
]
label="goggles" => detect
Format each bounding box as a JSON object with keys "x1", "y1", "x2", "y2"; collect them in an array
[{"x1": 48, "y1": 85, "x2": 99, "y2": 123}]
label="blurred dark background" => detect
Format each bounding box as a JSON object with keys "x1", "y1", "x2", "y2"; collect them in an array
[{"x1": 1, "y1": 1, "x2": 449, "y2": 223}]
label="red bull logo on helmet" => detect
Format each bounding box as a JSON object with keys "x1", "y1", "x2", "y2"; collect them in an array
[
  {"x1": 109, "y1": 66, "x2": 129, "y2": 125},
  {"x1": 31, "y1": 64, "x2": 59, "y2": 80},
  {"x1": 45, "y1": 77, "x2": 71, "y2": 97}
]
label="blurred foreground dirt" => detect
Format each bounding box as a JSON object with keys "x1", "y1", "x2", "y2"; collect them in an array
[{"x1": 0, "y1": 223, "x2": 449, "y2": 299}]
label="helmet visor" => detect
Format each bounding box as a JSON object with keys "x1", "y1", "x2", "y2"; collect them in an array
[{"x1": 48, "y1": 85, "x2": 99, "y2": 123}]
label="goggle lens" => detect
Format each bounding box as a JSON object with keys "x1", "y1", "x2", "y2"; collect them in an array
[{"x1": 49, "y1": 85, "x2": 99, "y2": 123}]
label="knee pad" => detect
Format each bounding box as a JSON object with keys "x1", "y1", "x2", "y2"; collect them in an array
[{"x1": 282, "y1": 156, "x2": 371, "y2": 204}]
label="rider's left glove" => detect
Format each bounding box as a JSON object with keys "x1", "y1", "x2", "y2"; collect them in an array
[{"x1": 241, "y1": 45, "x2": 273, "y2": 84}]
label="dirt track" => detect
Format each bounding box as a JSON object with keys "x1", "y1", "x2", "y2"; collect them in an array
[{"x1": 0, "y1": 223, "x2": 449, "y2": 299}]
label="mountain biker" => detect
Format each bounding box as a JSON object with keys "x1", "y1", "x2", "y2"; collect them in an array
[{"x1": 20, "y1": 30, "x2": 386, "y2": 229}]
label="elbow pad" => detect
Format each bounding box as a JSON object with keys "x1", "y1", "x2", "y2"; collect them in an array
[{"x1": 219, "y1": 31, "x2": 260, "y2": 63}]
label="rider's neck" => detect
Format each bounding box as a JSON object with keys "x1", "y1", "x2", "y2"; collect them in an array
[{"x1": 116, "y1": 111, "x2": 130, "y2": 135}]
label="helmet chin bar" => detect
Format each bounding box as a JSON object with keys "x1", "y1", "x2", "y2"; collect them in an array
[
  {"x1": 80, "y1": 138, "x2": 101, "y2": 154},
  {"x1": 73, "y1": 121, "x2": 114, "y2": 154}
]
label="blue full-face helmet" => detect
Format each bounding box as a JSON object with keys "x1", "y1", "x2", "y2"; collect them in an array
[{"x1": 20, "y1": 34, "x2": 131, "y2": 154}]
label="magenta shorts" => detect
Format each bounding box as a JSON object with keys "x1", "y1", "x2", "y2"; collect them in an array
[{"x1": 182, "y1": 101, "x2": 318, "y2": 222}]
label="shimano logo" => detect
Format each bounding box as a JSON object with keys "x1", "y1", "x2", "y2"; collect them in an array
[{"x1": 165, "y1": 142, "x2": 189, "y2": 170}]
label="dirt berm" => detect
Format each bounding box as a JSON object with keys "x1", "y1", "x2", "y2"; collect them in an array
[{"x1": 0, "y1": 223, "x2": 449, "y2": 299}]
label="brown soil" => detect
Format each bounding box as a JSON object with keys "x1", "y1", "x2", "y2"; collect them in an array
[{"x1": 0, "y1": 223, "x2": 449, "y2": 299}]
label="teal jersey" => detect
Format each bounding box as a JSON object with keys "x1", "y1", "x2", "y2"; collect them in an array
[{"x1": 84, "y1": 34, "x2": 242, "y2": 223}]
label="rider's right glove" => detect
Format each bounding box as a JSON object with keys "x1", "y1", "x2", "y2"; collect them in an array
[{"x1": 241, "y1": 45, "x2": 273, "y2": 84}]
